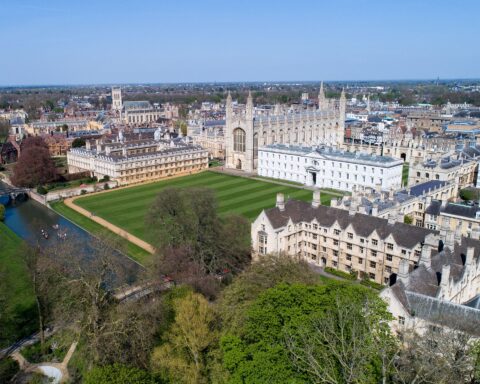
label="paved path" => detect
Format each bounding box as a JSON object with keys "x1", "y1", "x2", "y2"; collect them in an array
[
  {"x1": 64, "y1": 197, "x2": 155, "y2": 254},
  {"x1": 211, "y1": 167, "x2": 346, "y2": 197}
]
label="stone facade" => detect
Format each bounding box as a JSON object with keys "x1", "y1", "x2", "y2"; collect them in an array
[
  {"x1": 257, "y1": 144, "x2": 403, "y2": 192},
  {"x1": 225, "y1": 83, "x2": 346, "y2": 172},
  {"x1": 67, "y1": 130, "x2": 208, "y2": 185},
  {"x1": 252, "y1": 192, "x2": 436, "y2": 285},
  {"x1": 380, "y1": 233, "x2": 480, "y2": 336}
]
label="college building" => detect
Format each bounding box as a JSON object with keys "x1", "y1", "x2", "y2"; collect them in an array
[
  {"x1": 225, "y1": 83, "x2": 346, "y2": 172},
  {"x1": 67, "y1": 129, "x2": 208, "y2": 185},
  {"x1": 252, "y1": 191, "x2": 436, "y2": 285},
  {"x1": 257, "y1": 144, "x2": 403, "y2": 191}
]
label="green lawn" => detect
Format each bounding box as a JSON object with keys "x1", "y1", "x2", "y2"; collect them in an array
[
  {"x1": 74, "y1": 171, "x2": 337, "y2": 242},
  {"x1": 402, "y1": 162, "x2": 409, "y2": 186},
  {"x1": 0, "y1": 222, "x2": 36, "y2": 348},
  {"x1": 50, "y1": 201, "x2": 152, "y2": 266}
]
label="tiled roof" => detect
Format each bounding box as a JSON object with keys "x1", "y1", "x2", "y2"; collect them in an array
[{"x1": 264, "y1": 199, "x2": 436, "y2": 249}]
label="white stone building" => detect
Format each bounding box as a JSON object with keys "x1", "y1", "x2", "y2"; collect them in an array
[
  {"x1": 67, "y1": 129, "x2": 208, "y2": 185},
  {"x1": 257, "y1": 144, "x2": 403, "y2": 192},
  {"x1": 225, "y1": 83, "x2": 346, "y2": 173}
]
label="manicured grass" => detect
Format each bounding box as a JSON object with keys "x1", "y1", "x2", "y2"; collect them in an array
[
  {"x1": 0, "y1": 222, "x2": 36, "y2": 348},
  {"x1": 50, "y1": 201, "x2": 152, "y2": 266},
  {"x1": 402, "y1": 162, "x2": 409, "y2": 186},
  {"x1": 74, "y1": 171, "x2": 337, "y2": 242}
]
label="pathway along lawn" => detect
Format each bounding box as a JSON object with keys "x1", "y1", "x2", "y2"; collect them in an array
[
  {"x1": 50, "y1": 202, "x2": 152, "y2": 266},
  {"x1": 0, "y1": 222, "x2": 36, "y2": 348},
  {"x1": 74, "y1": 171, "x2": 337, "y2": 242}
]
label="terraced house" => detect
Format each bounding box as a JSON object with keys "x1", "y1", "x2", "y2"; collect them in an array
[{"x1": 252, "y1": 191, "x2": 436, "y2": 285}]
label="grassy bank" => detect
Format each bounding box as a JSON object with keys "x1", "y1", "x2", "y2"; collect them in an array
[
  {"x1": 0, "y1": 222, "x2": 36, "y2": 348},
  {"x1": 50, "y1": 201, "x2": 152, "y2": 266}
]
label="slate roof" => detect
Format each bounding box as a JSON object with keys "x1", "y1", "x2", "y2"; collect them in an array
[
  {"x1": 123, "y1": 101, "x2": 152, "y2": 110},
  {"x1": 264, "y1": 199, "x2": 436, "y2": 249},
  {"x1": 388, "y1": 236, "x2": 480, "y2": 335},
  {"x1": 425, "y1": 200, "x2": 480, "y2": 219},
  {"x1": 405, "y1": 291, "x2": 480, "y2": 336}
]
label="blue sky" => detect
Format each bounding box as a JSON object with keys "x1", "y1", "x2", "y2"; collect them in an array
[{"x1": 1, "y1": 0, "x2": 479, "y2": 85}]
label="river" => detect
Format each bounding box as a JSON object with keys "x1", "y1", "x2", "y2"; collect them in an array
[{"x1": 1, "y1": 185, "x2": 141, "y2": 285}]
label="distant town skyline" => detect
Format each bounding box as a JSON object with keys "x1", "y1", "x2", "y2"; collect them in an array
[{"x1": 1, "y1": 0, "x2": 479, "y2": 86}]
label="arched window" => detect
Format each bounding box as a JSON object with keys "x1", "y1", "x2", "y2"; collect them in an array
[{"x1": 234, "y1": 128, "x2": 246, "y2": 152}]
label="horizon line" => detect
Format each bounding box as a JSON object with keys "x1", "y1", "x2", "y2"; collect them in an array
[{"x1": 1, "y1": 77, "x2": 480, "y2": 89}]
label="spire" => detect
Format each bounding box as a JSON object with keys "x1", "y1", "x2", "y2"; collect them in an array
[
  {"x1": 226, "y1": 90, "x2": 232, "y2": 104},
  {"x1": 318, "y1": 81, "x2": 326, "y2": 111},
  {"x1": 246, "y1": 90, "x2": 253, "y2": 119},
  {"x1": 340, "y1": 87, "x2": 346, "y2": 101},
  {"x1": 226, "y1": 91, "x2": 233, "y2": 122}
]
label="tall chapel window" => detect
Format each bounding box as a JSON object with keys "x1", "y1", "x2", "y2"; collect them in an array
[{"x1": 234, "y1": 128, "x2": 246, "y2": 152}]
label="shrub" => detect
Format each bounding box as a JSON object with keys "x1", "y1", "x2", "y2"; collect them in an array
[
  {"x1": 0, "y1": 357, "x2": 19, "y2": 383},
  {"x1": 102, "y1": 175, "x2": 110, "y2": 182},
  {"x1": 104, "y1": 183, "x2": 110, "y2": 190},
  {"x1": 80, "y1": 189, "x2": 87, "y2": 195},
  {"x1": 0, "y1": 204, "x2": 4, "y2": 221},
  {"x1": 360, "y1": 279, "x2": 384, "y2": 290},
  {"x1": 324, "y1": 267, "x2": 357, "y2": 280},
  {"x1": 37, "y1": 185, "x2": 48, "y2": 195},
  {"x1": 460, "y1": 188, "x2": 478, "y2": 202}
]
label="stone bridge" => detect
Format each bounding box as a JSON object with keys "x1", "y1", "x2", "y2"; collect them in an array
[{"x1": 0, "y1": 184, "x2": 29, "y2": 203}]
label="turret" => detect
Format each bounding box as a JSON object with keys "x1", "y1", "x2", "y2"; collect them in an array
[
  {"x1": 246, "y1": 90, "x2": 253, "y2": 120},
  {"x1": 226, "y1": 91, "x2": 233, "y2": 122},
  {"x1": 318, "y1": 81, "x2": 326, "y2": 112}
]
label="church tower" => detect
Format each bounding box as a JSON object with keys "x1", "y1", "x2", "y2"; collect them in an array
[{"x1": 111, "y1": 87, "x2": 122, "y2": 111}]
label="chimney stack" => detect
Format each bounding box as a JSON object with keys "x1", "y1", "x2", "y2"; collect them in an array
[
  {"x1": 441, "y1": 264, "x2": 450, "y2": 288},
  {"x1": 466, "y1": 247, "x2": 475, "y2": 266},
  {"x1": 398, "y1": 259, "x2": 410, "y2": 284},
  {"x1": 312, "y1": 190, "x2": 321, "y2": 208},
  {"x1": 387, "y1": 213, "x2": 396, "y2": 225},
  {"x1": 276, "y1": 193, "x2": 285, "y2": 211}
]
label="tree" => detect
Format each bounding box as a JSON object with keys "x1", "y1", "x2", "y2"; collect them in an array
[
  {"x1": 83, "y1": 364, "x2": 156, "y2": 384},
  {"x1": 0, "y1": 204, "x2": 5, "y2": 221},
  {"x1": 71, "y1": 137, "x2": 86, "y2": 148},
  {"x1": 146, "y1": 187, "x2": 250, "y2": 275},
  {"x1": 20, "y1": 245, "x2": 60, "y2": 352},
  {"x1": 0, "y1": 119, "x2": 10, "y2": 139},
  {"x1": 392, "y1": 328, "x2": 480, "y2": 384},
  {"x1": 218, "y1": 253, "x2": 318, "y2": 335},
  {"x1": 152, "y1": 291, "x2": 218, "y2": 384},
  {"x1": 403, "y1": 215, "x2": 413, "y2": 225},
  {"x1": 221, "y1": 283, "x2": 392, "y2": 384},
  {"x1": 12, "y1": 136, "x2": 56, "y2": 188}
]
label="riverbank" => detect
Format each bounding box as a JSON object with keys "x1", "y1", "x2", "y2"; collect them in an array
[
  {"x1": 0, "y1": 222, "x2": 36, "y2": 348},
  {"x1": 50, "y1": 202, "x2": 152, "y2": 266}
]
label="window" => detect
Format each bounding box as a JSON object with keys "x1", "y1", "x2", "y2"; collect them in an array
[
  {"x1": 233, "y1": 128, "x2": 246, "y2": 152},
  {"x1": 333, "y1": 261, "x2": 338, "y2": 267},
  {"x1": 371, "y1": 250, "x2": 377, "y2": 257},
  {"x1": 333, "y1": 240, "x2": 339, "y2": 246},
  {"x1": 369, "y1": 272, "x2": 376, "y2": 280},
  {"x1": 386, "y1": 254, "x2": 393, "y2": 262},
  {"x1": 360, "y1": 238, "x2": 365, "y2": 243},
  {"x1": 414, "y1": 250, "x2": 421, "y2": 258},
  {"x1": 358, "y1": 257, "x2": 363, "y2": 264},
  {"x1": 401, "y1": 249, "x2": 407, "y2": 255},
  {"x1": 385, "y1": 266, "x2": 392, "y2": 273},
  {"x1": 372, "y1": 239, "x2": 378, "y2": 246},
  {"x1": 370, "y1": 261, "x2": 376, "y2": 268},
  {"x1": 347, "y1": 243, "x2": 353, "y2": 250},
  {"x1": 347, "y1": 232, "x2": 353, "y2": 239},
  {"x1": 346, "y1": 254, "x2": 352, "y2": 261},
  {"x1": 387, "y1": 243, "x2": 393, "y2": 250},
  {"x1": 398, "y1": 316, "x2": 405, "y2": 325},
  {"x1": 313, "y1": 224, "x2": 318, "y2": 230},
  {"x1": 334, "y1": 229, "x2": 340, "y2": 235},
  {"x1": 333, "y1": 250, "x2": 339, "y2": 257}
]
